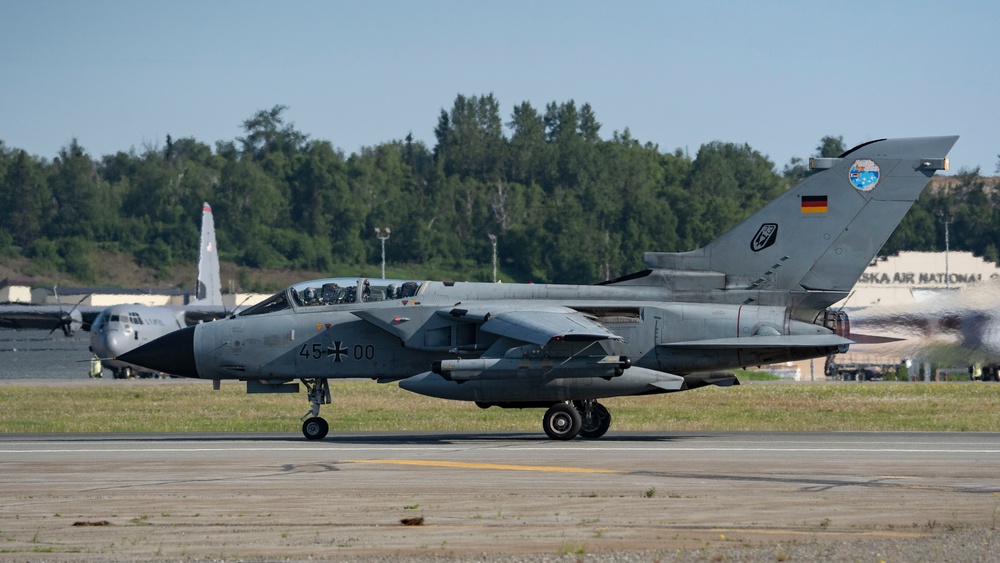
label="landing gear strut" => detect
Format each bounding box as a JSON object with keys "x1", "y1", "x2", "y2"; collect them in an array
[
  {"x1": 577, "y1": 400, "x2": 612, "y2": 439},
  {"x1": 542, "y1": 400, "x2": 612, "y2": 440},
  {"x1": 301, "y1": 378, "x2": 331, "y2": 440}
]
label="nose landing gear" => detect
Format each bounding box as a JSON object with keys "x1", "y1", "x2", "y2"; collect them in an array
[{"x1": 301, "y1": 378, "x2": 331, "y2": 440}]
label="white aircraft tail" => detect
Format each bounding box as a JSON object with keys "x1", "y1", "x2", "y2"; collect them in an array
[{"x1": 193, "y1": 202, "x2": 223, "y2": 306}]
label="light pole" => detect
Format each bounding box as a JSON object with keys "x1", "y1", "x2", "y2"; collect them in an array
[
  {"x1": 943, "y1": 215, "x2": 951, "y2": 289},
  {"x1": 375, "y1": 227, "x2": 391, "y2": 279},
  {"x1": 936, "y1": 211, "x2": 951, "y2": 289},
  {"x1": 488, "y1": 233, "x2": 498, "y2": 282}
]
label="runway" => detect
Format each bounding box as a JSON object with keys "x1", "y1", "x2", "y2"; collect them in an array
[{"x1": 2, "y1": 431, "x2": 999, "y2": 560}]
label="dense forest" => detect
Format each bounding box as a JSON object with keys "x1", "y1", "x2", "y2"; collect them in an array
[{"x1": 0, "y1": 94, "x2": 997, "y2": 290}]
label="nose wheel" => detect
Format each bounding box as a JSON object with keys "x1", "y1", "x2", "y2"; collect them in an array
[
  {"x1": 302, "y1": 417, "x2": 329, "y2": 440},
  {"x1": 300, "y1": 378, "x2": 331, "y2": 440}
]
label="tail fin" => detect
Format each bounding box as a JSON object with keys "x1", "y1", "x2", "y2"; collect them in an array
[
  {"x1": 193, "y1": 202, "x2": 223, "y2": 306},
  {"x1": 642, "y1": 136, "x2": 958, "y2": 294}
]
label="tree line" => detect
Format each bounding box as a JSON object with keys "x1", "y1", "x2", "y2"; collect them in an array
[{"x1": 0, "y1": 95, "x2": 995, "y2": 289}]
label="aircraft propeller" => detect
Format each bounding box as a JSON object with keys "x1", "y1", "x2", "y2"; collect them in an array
[{"x1": 48, "y1": 285, "x2": 86, "y2": 337}]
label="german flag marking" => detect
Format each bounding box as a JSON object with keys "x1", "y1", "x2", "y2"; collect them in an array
[{"x1": 801, "y1": 195, "x2": 828, "y2": 213}]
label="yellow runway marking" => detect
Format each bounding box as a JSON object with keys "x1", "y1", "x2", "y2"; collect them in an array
[{"x1": 346, "y1": 459, "x2": 620, "y2": 473}]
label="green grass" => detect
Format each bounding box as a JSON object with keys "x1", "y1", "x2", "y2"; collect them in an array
[
  {"x1": 1, "y1": 379, "x2": 999, "y2": 434},
  {"x1": 733, "y1": 369, "x2": 782, "y2": 381}
]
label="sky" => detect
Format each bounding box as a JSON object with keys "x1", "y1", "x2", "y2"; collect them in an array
[{"x1": 2, "y1": 1, "x2": 998, "y2": 175}]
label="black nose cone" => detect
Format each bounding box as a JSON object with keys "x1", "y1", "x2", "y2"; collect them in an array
[{"x1": 118, "y1": 325, "x2": 199, "y2": 378}]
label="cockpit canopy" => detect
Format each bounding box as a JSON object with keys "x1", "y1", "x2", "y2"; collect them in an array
[{"x1": 239, "y1": 278, "x2": 426, "y2": 317}]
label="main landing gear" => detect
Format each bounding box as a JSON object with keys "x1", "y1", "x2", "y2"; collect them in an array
[
  {"x1": 296, "y1": 378, "x2": 612, "y2": 442},
  {"x1": 301, "y1": 378, "x2": 331, "y2": 440},
  {"x1": 542, "y1": 400, "x2": 612, "y2": 441}
]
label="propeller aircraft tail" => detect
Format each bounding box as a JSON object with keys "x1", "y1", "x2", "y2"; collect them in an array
[{"x1": 194, "y1": 202, "x2": 223, "y2": 306}]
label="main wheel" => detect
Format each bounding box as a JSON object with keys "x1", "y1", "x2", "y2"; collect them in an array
[
  {"x1": 302, "y1": 417, "x2": 329, "y2": 440},
  {"x1": 542, "y1": 403, "x2": 582, "y2": 440},
  {"x1": 579, "y1": 402, "x2": 612, "y2": 439}
]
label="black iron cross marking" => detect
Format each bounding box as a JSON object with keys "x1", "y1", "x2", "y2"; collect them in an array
[{"x1": 329, "y1": 341, "x2": 349, "y2": 363}]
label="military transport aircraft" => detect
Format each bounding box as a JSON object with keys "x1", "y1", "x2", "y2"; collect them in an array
[
  {"x1": 88, "y1": 202, "x2": 229, "y2": 378},
  {"x1": 120, "y1": 136, "x2": 958, "y2": 440},
  {"x1": 845, "y1": 281, "x2": 1000, "y2": 379},
  {"x1": 0, "y1": 203, "x2": 231, "y2": 378}
]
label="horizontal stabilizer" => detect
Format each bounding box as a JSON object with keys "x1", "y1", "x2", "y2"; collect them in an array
[
  {"x1": 848, "y1": 333, "x2": 906, "y2": 344},
  {"x1": 663, "y1": 334, "x2": 853, "y2": 349}
]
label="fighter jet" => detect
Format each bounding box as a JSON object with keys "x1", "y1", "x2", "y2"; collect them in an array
[
  {"x1": 0, "y1": 203, "x2": 231, "y2": 378},
  {"x1": 120, "y1": 136, "x2": 957, "y2": 439}
]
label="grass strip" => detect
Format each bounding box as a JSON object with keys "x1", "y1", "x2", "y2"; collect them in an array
[{"x1": 1, "y1": 379, "x2": 998, "y2": 434}]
